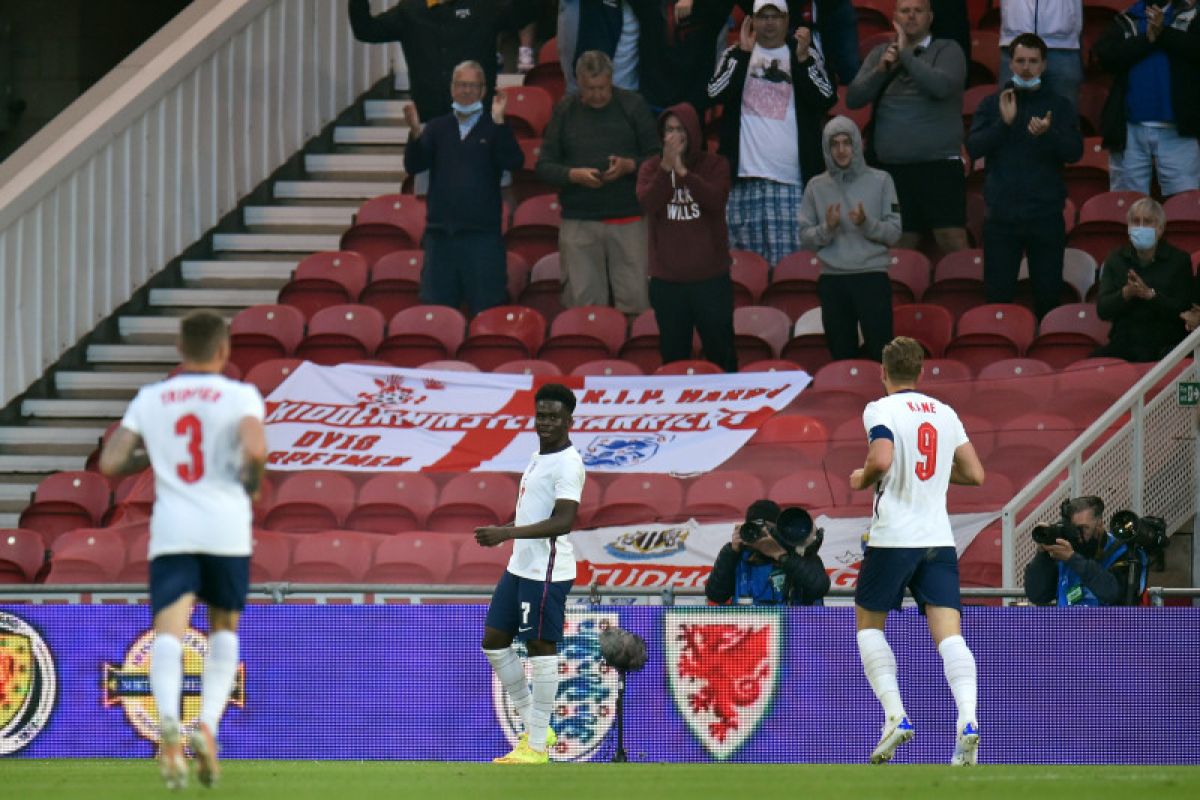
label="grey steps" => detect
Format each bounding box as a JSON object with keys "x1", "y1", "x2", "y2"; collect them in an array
[
  {"x1": 243, "y1": 206, "x2": 354, "y2": 233},
  {"x1": 333, "y1": 126, "x2": 409, "y2": 149},
  {"x1": 273, "y1": 181, "x2": 399, "y2": 205},
  {"x1": 0, "y1": 454, "x2": 89, "y2": 472},
  {"x1": 148, "y1": 288, "x2": 280, "y2": 309},
  {"x1": 55, "y1": 371, "x2": 163, "y2": 399},
  {"x1": 304, "y1": 153, "x2": 405, "y2": 180},
  {"x1": 212, "y1": 233, "x2": 342, "y2": 257},
  {"x1": 85, "y1": 345, "x2": 179, "y2": 365},
  {"x1": 180, "y1": 261, "x2": 296, "y2": 289},
  {"x1": 0, "y1": 427, "x2": 106, "y2": 455},
  {"x1": 0, "y1": 512, "x2": 21, "y2": 528}
]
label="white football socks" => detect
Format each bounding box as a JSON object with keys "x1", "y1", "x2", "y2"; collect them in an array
[
  {"x1": 526, "y1": 656, "x2": 560, "y2": 754},
  {"x1": 857, "y1": 628, "x2": 907, "y2": 722},
  {"x1": 199, "y1": 631, "x2": 240, "y2": 735},
  {"x1": 484, "y1": 647, "x2": 534, "y2": 733},
  {"x1": 151, "y1": 633, "x2": 183, "y2": 728},
  {"x1": 938, "y1": 634, "x2": 978, "y2": 730}
]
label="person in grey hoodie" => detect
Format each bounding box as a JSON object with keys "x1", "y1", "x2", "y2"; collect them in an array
[{"x1": 798, "y1": 116, "x2": 902, "y2": 362}]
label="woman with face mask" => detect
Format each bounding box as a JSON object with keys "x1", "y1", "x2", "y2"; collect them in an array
[{"x1": 1093, "y1": 197, "x2": 1193, "y2": 362}]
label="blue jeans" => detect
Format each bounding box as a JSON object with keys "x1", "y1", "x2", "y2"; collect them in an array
[
  {"x1": 1109, "y1": 123, "x2": 1200, "y2": 197},
  {"x1": 998, "y1": 48, "x2": 1083, "y2": 110}
]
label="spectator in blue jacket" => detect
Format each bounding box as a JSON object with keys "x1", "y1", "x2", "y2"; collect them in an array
[
  {"x1": 967, "y1": 33, "x2": 1083, "y2": 319},
  {"x1": 403, "y1": 62, "x2": 525, "y2": 315}
]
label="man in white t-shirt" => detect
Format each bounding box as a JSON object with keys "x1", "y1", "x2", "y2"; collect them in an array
[
  {"x1": 707, "y1": 0, "x2": 836, "y2": 266},
  {"x1": 847, "y1": 336, "x2": 986, "y2": 766},
  {"x1": 476, "y1": 383, "x2": 586, "y2": 765},
  {"x1": 100, "y1": 310, "x2": 267, "y2": 789}
]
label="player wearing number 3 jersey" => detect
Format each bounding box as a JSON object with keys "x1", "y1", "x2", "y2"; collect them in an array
[
  {"x1": 848, "y1": 337, "x2": 986, "y2": 767},
  {"x1": 100, "y1": 310, "x2": 267, "y2": 790}
]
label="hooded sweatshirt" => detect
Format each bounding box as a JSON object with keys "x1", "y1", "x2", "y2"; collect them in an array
[
  {"x1": 636, "y1": 103, "x2": 733, "y2": 283},
  {"x1": 797, "y1": 116, "x2": 902, "y2": 275}
]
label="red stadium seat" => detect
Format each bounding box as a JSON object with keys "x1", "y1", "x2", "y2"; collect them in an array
[
  {"x1": 116, "y1": 529, "x2": 152, "y2": 583},
  {"x1": 419, "y1": 360, "x2": 480, "y2": 372},
  {"x1": 618, "y1": 309, "x2": 664, "y2": 374},
  {"x1": 769, "y1": 471, "x2": 835, "y2": 510},
  {"x1": 967, "y1": 30, "x2": 1000, "y2": 86},
  {"x1": 1164, "y1": 190, "x2": 1200, "y2": 254},
  {"x1": 447, "y1": 539, "x2": 513, "y2": 584},
  {"x1": 538, "y1": 305, "x2": 627, "y2": 372},
  {"x1": 1068, "y1": 191, "x2": 1146, "y2": 265},
  {"x1": 762, "y1": 250, "x2": 822, "y2": 321},
  {"x1": 500, "y1": 85, "x2": 554, "y2": 139},
  {"x1": 591, "y1": 475, "x2": 684, "y2": 527},
  {"x1": 359, "y1": 250, "x2": 423, "y2": 320},
  {"x1": 286, "y1": 531, "x2": 376, "y2": 583},
  {"x1": 892, "y1": 304, "x2": 954, "y2": 357},
  {"x1": 740, "y1": 359, "x2": 805, "y2": 373},
  {"x1": 961, "y1": 84, "x2": 993, "y2": 128},
  {"x1": 363, "y1": 533, "x2": 455, "y2": 583},
  {"x1": 948, "y1": 473, "x2": 1014, "y2": 512},
  {"x1": 523, "y1": 63, "x2": 566, "y2": 104},
  {"x1": 263, "y1": 471, "x2": 357, "y2": 533},
  {"x1": 922, "y1": 358, "x2": 973, "y2": 385},
  {"x1": 377, "y1": 305, "x2": 467, "y2": 367},
  {"x1": 340, "y1": 195, "x2": 426, "y2": 264},
  {"x1": 780, "y1": 308, "x2": 832, "y2": 373},
  {"x1": 1064, "y1": 138, "x2": 1111, "y2": 213},
  {"x1": 505, "y1": 194, "x2": 562, "y2": 265},
  {"x1": 975, "y1": 357, "x2": 1054, "y2": 382},
  {"x1": 1027, "y1": 303, "x2": 1111, "y2": 368},
  {"x1": 229, "y1": 305, "x2": 306, "y2": 374},
  {"x1": 295, "y1": 304, "x2": 386, "y2": 365},
  {"x1": 812, "y1": 359, "x2": 883, "y2": 398},
  {"x1": 654, "y1": 359, "x2": 723, "y2": 375},
  {"x1": 944, "y1": 304, "x2": 1037, "y2": 373},
  {"x1": 511, "y1": 138, "x2": 551, "y2": 203},
  {"x1": 683, "y1": 471, "x2": 766, "y2": 521},
  {"x1": 345, "y1": 473, "x2": 438, "y2": 534},
  {"x1": 1076, "y1": 82, "x2": 1108, "y2": 138},
  {"x1": 426, "y1": 473, "x2": 519, "y2": 533},
  {"x1": 506, "y1": 251, "x2": 531, "y2": 303},
  {"x1": 458, "y1": 306, "x2": 547, "y2": 371},
  {"x1": 734, "y1": 306, "x2": 791, "y2": 363},
  {"x1": 250, "y1": 529, "x2": 292, "y2": 582},
  {"x1": 519, "y1": 252, "x2": 565, "y2": 324},
  {"x1": 571, "y1": 359, "x2": 643, "y2": 377},
  {"x1": 19, "y1": 471, "x2": 111, "y2": 543},
  {"x1": 830, "y1": 86, "x2": 871, "y2": 131},
  {"x1": 888, "y1": 249, "x2": 932, "y2": 304},
  {"x1": 44, "y1": 528, "x2": 124, "y2": 583},
  {"x1": 278, "y1": 251, "x2": 369, "y2": 319},
  {"x1": 787, "y1": 387, "x2": 866, "y2": 432},
  {"x1": 925, "y1": 250, "x2": 986, "y2": 321},
  {"x1": 750, "y1": 414, "x2": 829, "y2": 466},
  {"x1": 537, "y1": 37, "x2": 559, "y2": 65},
  {"x1": 729, "y1": 250, "x2": 770, "y2": 307},
  {"x1": 858, "y1": 30, "x2": 894, "y2": 61},
  {"x1": 244, "y1": 358, "x2": 304, "y2": 397},
  {"x1": 995, "y1": 413, "x2": 1083, "y2": 453},
  {"x1": 495, "y1": 359, "x2": 564, "y2": 376},
  {"x1": 109, "y1": 471, "x2": 155, "y2": 526},
  {"x1": 0, "y1": 529, "x2": 44, "y2": 584},
  {"x1": 855, "y1": 0, "x2": 892, "y2": 39}
]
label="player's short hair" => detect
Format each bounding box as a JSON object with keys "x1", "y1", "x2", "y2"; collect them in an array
[
  {"x1": 1010, "y1": 32, "x2": 1048, "y2": 60},
  {"x1": 882, "y1": 336, "x2": 924, "y2": 384},
  {"x1": 1065, "y1": 495, "x2": 1104, "y2": 521},
  {"x1": 535, "y1": 382, "x2": 577, "y2": 414},
  {"x1": 178, "y1": 310, "x2": 229, "y2": 363}
]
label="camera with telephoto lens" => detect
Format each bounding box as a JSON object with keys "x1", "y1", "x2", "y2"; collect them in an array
[
  {"x1": 739, "y1": 517, "x2": 770, "y2": 544},
  {"x1": 1110, "y1": 510, "x2": 1170, "y2": 557},
  {"x1": 1031, "y1": 501, "x2": 1084, "y2": 550}
]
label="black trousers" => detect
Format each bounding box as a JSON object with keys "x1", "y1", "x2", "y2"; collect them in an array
[
  {"x1": 983, "y1": 215, "x2": 1066, "y2": 319},
  {"x1": 818, "y1": 272, "x2": 893, "y2": 362},
  {"x1": 649, "y1": 274, "x2": 737, "y2": 372}
]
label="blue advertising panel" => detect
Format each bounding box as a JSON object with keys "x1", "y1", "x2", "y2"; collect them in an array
[{"x1": 1, "y1": 605, "x2": 1197, "y2": 763}]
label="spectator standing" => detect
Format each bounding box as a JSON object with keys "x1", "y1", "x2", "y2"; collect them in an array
[
  {"x1": 931, "y1": 0, "x2": 973, "y2": 71},
  {"x1": 403, "y1": 62, "x2": 525, "y2": 315},
  {"x1": 537, "y1": 51, "x2": 660, "y2": 315},
  {"x1": 966, "y1": 34, "x2": 1083, "y2": 319},
  {"x1": 1093, "y1": 0, "x2": 1200, "y2": 197},
  {"x1": 798, "y1": 116, "x2": 902, "y2": 362},
  {"x1": 558, "y1": 0, "x2": 646, "y2": 94},
  {"x1": 999, "y1": 0, "x2": 1083, "y2": 107},
  {"x1": 847, "y1": 0, "x2": 968, "y2": 254},
  {"x1": 707, "y1": 0, "x2": 836, "y2": 267},
  {"x1": 637, "y1": 103, "x2": 736, "y2": 372}
]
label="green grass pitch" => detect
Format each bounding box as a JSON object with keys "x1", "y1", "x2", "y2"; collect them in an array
[{"x1": 4, "y1": 761, "x2": 1198, "y2": 800}]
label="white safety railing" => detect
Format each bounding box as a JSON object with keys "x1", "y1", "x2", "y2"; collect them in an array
[
  {"x1": 0, "y1": 0, "x2": 402, "y2": 406},
  {"x1": 1002, "y1": 328, "x2": 1200, "y2": 588}
]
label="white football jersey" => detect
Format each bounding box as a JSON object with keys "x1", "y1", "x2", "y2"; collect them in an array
[
  {"x1": 506, "y1": 445, "x2": 586, "y2": 583},
  {"x1": 120, "y1": 373, "x2": 265, "y2": 558},
  {"x1": 862, "y1": 390, "x2": 969, "y2": 548}
]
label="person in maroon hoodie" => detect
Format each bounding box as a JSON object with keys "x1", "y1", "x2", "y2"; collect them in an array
[{"x1": 636, "y1": 102, "x2": 736, "y2": 372}]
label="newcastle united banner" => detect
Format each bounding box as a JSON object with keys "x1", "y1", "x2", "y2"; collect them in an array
[{"x1": 263, "y1": 365, "x2": 810, "y2": 473}]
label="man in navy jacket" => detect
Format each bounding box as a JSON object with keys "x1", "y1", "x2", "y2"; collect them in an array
[{"x1": 403, "y1": 62, "x2": 524, "y2": 315}]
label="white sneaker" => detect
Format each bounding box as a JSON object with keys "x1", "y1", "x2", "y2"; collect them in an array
[
  {"x1": 951, "y1": 721, "x2": 979, "y2": 766},
  {"x1": 870, "y1": 716, "x2": 915, "y2": 764},
  {"x1": 158, "y1": 718, "x2": 188, "y2": 790}
]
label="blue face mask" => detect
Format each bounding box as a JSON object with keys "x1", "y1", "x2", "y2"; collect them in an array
[
  {"x1": 452, "y1": 100, "x2": 483, "y2": 115},
  {"x1": 1129, "y1": 226, "x2": 1158, "y2": 251},
  {"x1": 1012, "y1": 75, "x2": 1042, "y2": 90}
]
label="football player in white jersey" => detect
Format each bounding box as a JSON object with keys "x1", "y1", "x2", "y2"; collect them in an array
[
  {"x1": 847, "y1": 337, "x2": 986, "y2": 766},
  {"x1": 475, "y1": 383, "x2": 586, "y2": 765},
  {"x1": 100, "y1": 310, "x2": 266, "y2": 789}
]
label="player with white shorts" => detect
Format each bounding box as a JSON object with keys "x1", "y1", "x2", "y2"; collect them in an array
[
  {"x1": 848, "y1": 336, "x2": 986, "y2": 766},
  {"x1": 476, "y1": 383, "x2": 586, "y2": 765},
  {"x1": 100, "y1": 310, "x2": 267, "y2": 789}
]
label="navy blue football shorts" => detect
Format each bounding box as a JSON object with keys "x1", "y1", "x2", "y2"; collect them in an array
[
  {"x1": 149, "y1": 554, "x2": 251, "y2": 615},
  {"x1": 855, "y1": 546, "x2": 961, "y2": 614},
  {"x1": 485, "y1": 570, "x2": 573, "y2": 643}
]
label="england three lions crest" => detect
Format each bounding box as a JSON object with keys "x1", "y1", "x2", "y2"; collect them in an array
[
  {"x1": 581, "y1": 434, "x2": 671, "y2": 469},
  {"x1": 665, "y1": 611, "x2": 780, "y2": 760},
  {"x1": 492, "y1": 612, "x2": 619, "y2": 761}
]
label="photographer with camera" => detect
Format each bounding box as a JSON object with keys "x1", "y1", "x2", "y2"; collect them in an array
[
  {"x1": 704, "y1": 500, "x2": 830, "y2": 606},
  {"x1": 1024, "y1": 496, "x2": 1157, "y2": 606}
]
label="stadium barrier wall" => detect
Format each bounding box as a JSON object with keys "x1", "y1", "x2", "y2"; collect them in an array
[
  {"x1": 0, "y1": 0, "x2": 403, "y2": 406},
  {"x1": 2, "y1": 604, "x2": 1197, "y2": 763}
]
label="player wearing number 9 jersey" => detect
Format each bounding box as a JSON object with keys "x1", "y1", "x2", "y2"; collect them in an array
[
  {"x1": 847, "y1": 337, "x2": 986, "y2": 767},
  {"x1": 100, "y1": 310, "x2": 266, "y2": 790}
]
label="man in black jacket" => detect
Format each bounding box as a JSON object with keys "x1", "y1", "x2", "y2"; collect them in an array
[
  {"x1": 966, "y1": 33, "x2": 1083, "y2": 320},
  {"x1": 1093, "y1": 0, "x2": 1200, "y2": 197},
  {"x1": 707, "y1": 0, "x2": 836, "y2": 267},
  {"x1": 348, "y1": 0, "x2": 536, "y2": 121},
  {"x1": 705, "y1": 501, "x2": 830, "y2": 606}
]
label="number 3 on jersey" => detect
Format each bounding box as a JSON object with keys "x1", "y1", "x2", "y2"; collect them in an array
[
  {"x1": 914, "y1": 422, "x2": 938, "y2": 481},
  {"x1": 175, "y1": 413, "x2": 205, "y2": 483}
]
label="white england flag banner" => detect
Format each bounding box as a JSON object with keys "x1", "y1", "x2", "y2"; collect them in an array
[{"x1": 263, "y1": 363, "x2": 811, "y2": 473}]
